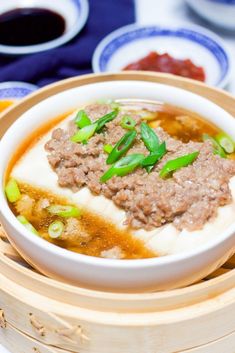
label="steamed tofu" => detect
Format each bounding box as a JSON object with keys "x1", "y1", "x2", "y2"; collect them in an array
[{"x1": 11, "y1": 112, "x2": 235, "y2": 256}]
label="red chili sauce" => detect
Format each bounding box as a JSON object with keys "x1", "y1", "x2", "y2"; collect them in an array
[{"x1": 123, "y1": 51, "x2": 206, "y2": 82}]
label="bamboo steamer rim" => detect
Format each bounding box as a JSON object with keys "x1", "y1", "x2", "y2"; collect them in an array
[{"x1": 0, "y1": 72, "x2": 235, "y2": 312}]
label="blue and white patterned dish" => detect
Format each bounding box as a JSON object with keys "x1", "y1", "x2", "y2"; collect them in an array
[
  {"x1": 206, "y1": 0, "x2": 235, "y2": 4},
  {"x1": 0, "y1": 0, "x2": 89, "y2": 55},
  {"x1": 186, "y1": 0, "x2": 235, "y2": 29},
  {"x1": 0, "y1": 82, "x2": 37, "y2": 100},
  {"x1": 92, "y1": 24, "x2": 231, "y2": 88}
]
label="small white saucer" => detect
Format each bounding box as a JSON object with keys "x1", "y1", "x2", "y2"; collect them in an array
[
  {"x1": 0, "y1": 0, "x2": 89, "y2": 55},
  {"x1": 92, "y1": 24, "x2": 231, "y2": 88}
]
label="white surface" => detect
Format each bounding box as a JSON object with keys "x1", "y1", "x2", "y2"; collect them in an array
[
  {"x1": 1, "y1": 81, "x2": 235, "y2": 294},
  {"x1": 92, "y1": 23, "x2": 231, "y2": 87},
  {"x1": 186, "y1": 0, "x2": 235, "y2": 29},
  {"x1": 0, "y1": 348, "x2": 9, "y2": 353},
  {"x1": 1, "y1": 0, "x2": 235, "y2": 351}
]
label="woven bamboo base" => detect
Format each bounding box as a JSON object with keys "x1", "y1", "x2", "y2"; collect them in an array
[
  {"x1": 0, "y1": 73, "x2": 235, "y2": 353},
  {"x1": 1, "y1": 224, "x2": 235, "y2": 353}
]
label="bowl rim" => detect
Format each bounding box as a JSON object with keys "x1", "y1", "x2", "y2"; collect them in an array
[
  {"x1": 0, "y1": 73, "x2": 235, "y2": 269},
  {"x1": 0, "y1": 0, "x2": 89, "y2": 55},
  {"x1": 92, "y1": 23, "x2": 232, "y2": 88}
]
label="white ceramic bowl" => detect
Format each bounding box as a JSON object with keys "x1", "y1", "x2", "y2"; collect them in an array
[
  {"x1": 186, "y1": 0, "x2": 235, "y2": 30},
  {"x1": 92, "y1": 24, "x2": 231, "y2": 88},
  {"x1": 0, "y1": 78, "x2": 235, "y2": 292},
  {"x1": 0, "y1": 0, "x2": 89, "y2": 55}
]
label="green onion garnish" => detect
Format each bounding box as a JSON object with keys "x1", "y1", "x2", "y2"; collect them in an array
[
  {"x1": 103, "y1": 144, "x2": 113, "y2": 154},
  {"x1": 17, "y1": 215, "x2": 38, "y2": 235},
  {"x1": 75, "y1": 110, "x2": 91, "y2": 128},
  {"x1": 141, "y1": 142, "x2": 167, "y2": 169},
  {"x1": 97, "y1": 99, "x2": 120, "y2": 110},
  {"x1": 110, "y1": 101, "x2": 120, "y2": 110},
  {"x1": 47, "y1": 205, "x2": 81, "y2": 218},
  {"x1": 215, "y1": 132, "x2": 235, "y2": 154},
  {"x1": 106, "y1": 130, "x2": 137, "y2": 164},
  {"x1": 71, "y1": 110, "x2": 118, "y2": 143},
  {"x1": 202, "y1": 134, "x2": 226, "y2": 158},
  {"x1": 48, "y1": 220, "x2": 64, "y2": 239},
  {"x1": 95, "y1": 109, "x2": 119, "y2": 132},
  {"x1": 145, "y1": 165, "x2": 154, "y2": 174},
  {"x1": 140, "y1": 122, "x2": 159, "y2": 152},
  {"x1": 120, "y1": 115, "x2": 136, "y2": 130},
  {"x1": 100, "y1": 154, "x2": 145, "y2": 183},
  {"x1": 5, "y1": 178, "x2": 21, "y2": 203},
  {"x1": 159, "y1": 151, "x2": 199, "y2": 178},
  {"x1": 71, "y1": 123, "x2": 97, "y2": 143}
]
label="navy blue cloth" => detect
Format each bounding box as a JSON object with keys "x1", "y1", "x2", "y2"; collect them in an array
[{"x1": 0, "y1": 0, "x2": 135, "y2": 87}]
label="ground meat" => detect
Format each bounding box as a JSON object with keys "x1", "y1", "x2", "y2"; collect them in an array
[{"x1": 45, "y1": 103, "x2": 235, "y2": 231}]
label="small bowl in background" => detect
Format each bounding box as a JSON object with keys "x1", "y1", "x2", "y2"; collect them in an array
[
  {"x1": 0, "y1": 81, "x2": 37, "y2": 113},
  {"x1": 92, "y1": 24, "x2": 231, "y2": 88},
  {"x1": 0, "y1": 0, "x2": 89, "y2": 55},
  {"x1": 185, "y1": 0, "x2": 235, "y2": 30}
]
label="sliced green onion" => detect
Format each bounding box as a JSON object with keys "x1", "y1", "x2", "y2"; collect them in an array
[
  {"x1": 47, "y1": 205, "x2": 81, "y2": 218},
  {"x1": 71, "y1": 110, "x2": 118, "y2": 143},
  {"x1": 48, "y1": 220, "x2": 64, "y2": 239},
  {"x1": 103, "y1": 144, "x2": 113, "y2": 154},
  {"x1": 71, "y1": 123, "x2": 97, "y2": 143},
  {"x1": 120, "y1": 115, "x2": 136, "y2": 130},
  {"x1": 215, "y1": 132, "x2": 235, "y2": 154},
  {"x1": 5, "y1": 178, "x2": 21, "y2": 203},
  {"x1": 97, "y1": 99, "x2": 120, "y2": 110},
  {"x1": 17, "y1": 215, "x2": 38, "y2": 235},
  {"x1": 159, "y1": 151, "x2": 199, "y2": 178},
  {"x1": 100, "y1": 154, "x2": 145, "y2": 183},
  {"x1": 110, "y1": 101, "x2": 120, "y2": 110},
  {"x1": 145, "y1": 165, "x2": 154, "y2": 173},
  {"x1": 106, "y1": 130, "x2": 137, "y2": 164},
  {"x1": 95, "y1": 109, "x2": 119, "y2": 132},
  {"x1": 75, "y1": 110, "x2": 91, "y2": 128},
  {"x1": 202, "y1": 133, "x2": 226, "y2": 158},
  {"x1": 141, "y1": 142, "x2": 167, "y2": 168},
  {"x1": 140, "y1": 122, "x2": 159, "y2": 152},
  {"x1": 100, "y1": 166, "x2": 116, "y2": 183}
]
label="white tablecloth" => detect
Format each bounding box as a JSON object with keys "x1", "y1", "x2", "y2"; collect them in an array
[{"x1": 1, "y1": 0, "x2": 234, "y2": 352}]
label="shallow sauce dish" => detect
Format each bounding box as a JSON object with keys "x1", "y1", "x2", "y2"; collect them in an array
[
  {"x1": 92, "y1": 24, "x2": 231, "y2": 88},
  {"x1": 0, "y1": 78, "x2": 235, "y2": 292},
  {"x1": 0, "y1": 0, "x2": 89, "y2": 55}
]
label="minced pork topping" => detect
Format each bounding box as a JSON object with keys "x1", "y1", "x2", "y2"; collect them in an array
[{"x1": 45, "y1": 103, "x2": 235, "y2": 231}]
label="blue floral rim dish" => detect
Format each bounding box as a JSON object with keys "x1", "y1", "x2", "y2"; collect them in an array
[
  {"x1": 0, "y1": 82, "x2": 38, "y2": 100},
  {"x1": 93, "y1": 24, "x2": 231, "y2": 88}
]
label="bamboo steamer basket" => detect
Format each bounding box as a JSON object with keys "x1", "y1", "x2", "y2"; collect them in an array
[{"x1": 0, "y1": 72, "x2": 235, "y2": 353}]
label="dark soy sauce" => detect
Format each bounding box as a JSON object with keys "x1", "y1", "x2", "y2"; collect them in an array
[{"x1": 0, "y1": 8, "x2": 66, "y2": 46}]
